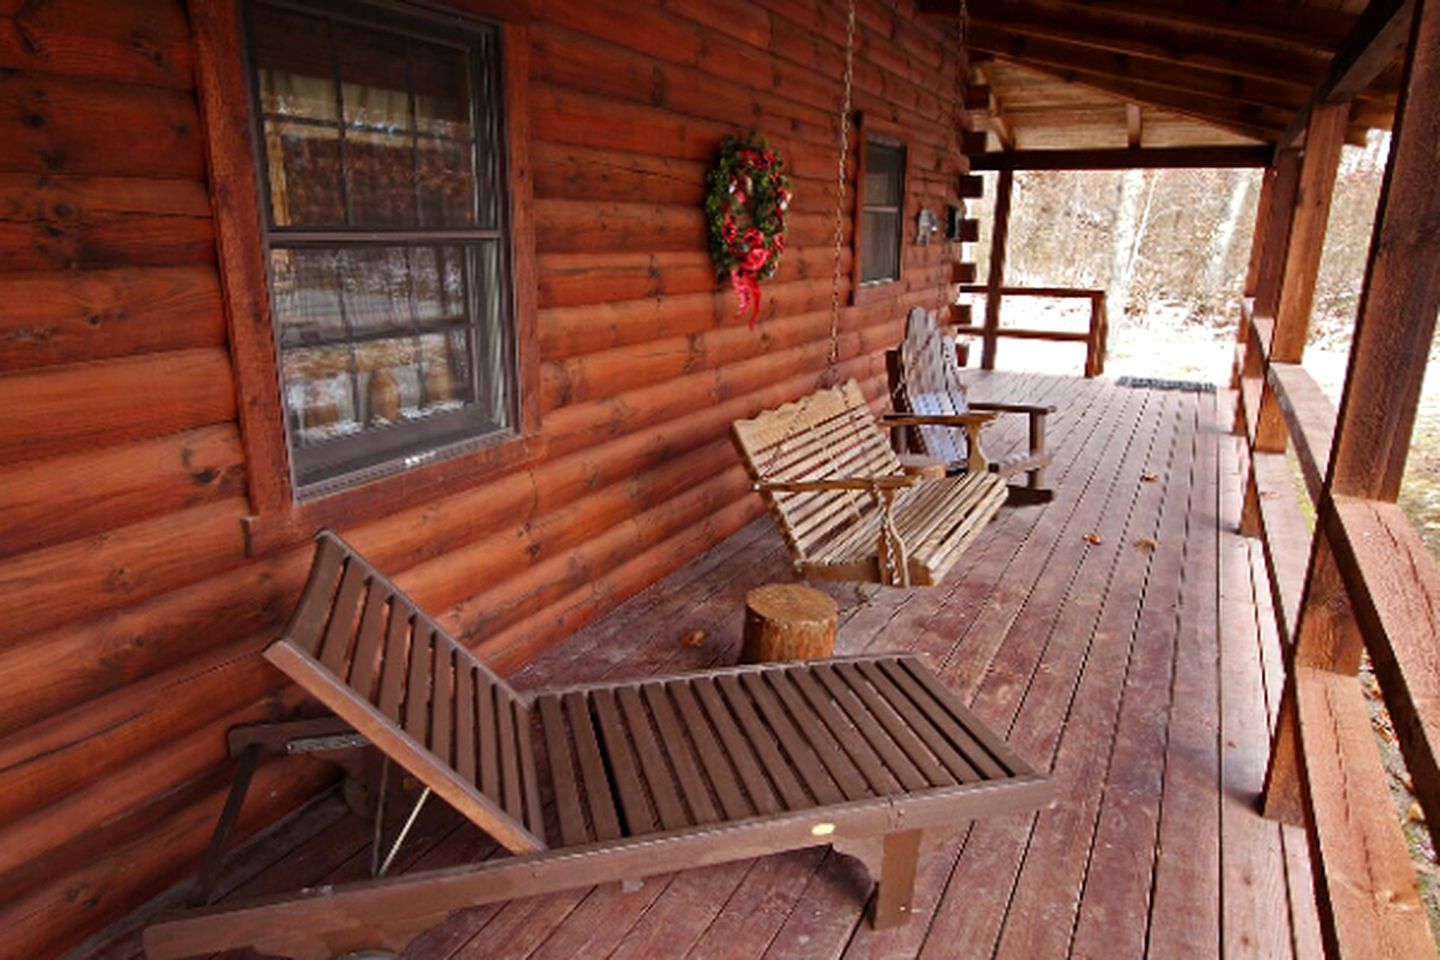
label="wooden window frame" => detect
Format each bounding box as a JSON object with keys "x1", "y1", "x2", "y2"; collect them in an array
[
  {"x1": 851, "y1": 114, "x2": 912, "y2": 305},
  {"x1": 188, "y1": 0, "x2": 539, "y2": 557}
]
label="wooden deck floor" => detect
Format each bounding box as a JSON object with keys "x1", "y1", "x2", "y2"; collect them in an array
[{"x1": 76, "y1": 372, "x2": 1324, "y2": 960}]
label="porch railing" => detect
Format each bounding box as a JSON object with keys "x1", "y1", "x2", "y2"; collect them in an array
[
  {"x1": 1235, "y1": 284, "x2": 1440, "y2": 958},
  {"x1": 956, "y1": 284, "x2": 1108, "y2": 378}
]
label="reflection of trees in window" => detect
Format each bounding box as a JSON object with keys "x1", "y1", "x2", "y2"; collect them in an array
[{"x1": 246, "y1": 0, "x2": 514, "y2": 492}]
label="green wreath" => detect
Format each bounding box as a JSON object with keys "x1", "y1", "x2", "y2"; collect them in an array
[{"x1": 704, "y1": 132, "x2": 792, "y2": 326}]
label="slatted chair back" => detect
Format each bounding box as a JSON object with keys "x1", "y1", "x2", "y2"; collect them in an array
[
  {"x1": 731, "y1": 380, "x2": 903, "y2": 562},
  {"x1": 894, "y1": 307, "x2": 971, "y2": 466},
  {"x1": 265, "y1": 531, "x2": 546, "y2": 853}
]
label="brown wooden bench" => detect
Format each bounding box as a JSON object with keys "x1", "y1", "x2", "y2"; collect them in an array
[
  {"x1": 143, "y1": 531, "x2": 1052, "y2": 960},
  {"x1": 887, "y1": 307, "x2": 1056, "y2": 504},
  {"x1": 731, "y1": 378, "x2": 1009, "y2": 587}
]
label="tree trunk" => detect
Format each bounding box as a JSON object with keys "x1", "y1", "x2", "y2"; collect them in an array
[
  {"x1": 1204, "y1": 170, "x2": 1254, "y2": 295},
  {"x1": 1107, "y1": 168, "x2": 1147, "y2": 318}
]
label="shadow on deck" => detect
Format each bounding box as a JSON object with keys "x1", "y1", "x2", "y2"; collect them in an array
[{"x1": 75, "y1": 371, "x2": 1320, "y2": 960}]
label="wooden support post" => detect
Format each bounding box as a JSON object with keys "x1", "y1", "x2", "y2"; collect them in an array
[
  {"x1": 1251, "y1": 148, "x2": 1303, "y2": 319},
  {"x1": 1262, "y1": 536, "x2": 1361, "y2": 822},
  {"x1": 1327, "y1": 24, "x2": 1440, "y2": 503},
  {"x1": 871, "y1": 829, "x2": 922, "y2": 930},
  {"x1": 1272, "y1": 102, "x2": 1349, "y2": 363},
  {"x1": 740, "y1": 584, "x2": 837, "y2": 663},
  {"x1": 1244, "y1": 167, "x2": 1278, "y2": 298},
  {"x1": 981, "y1": 167, "x2": 1013, "y2": 371}
]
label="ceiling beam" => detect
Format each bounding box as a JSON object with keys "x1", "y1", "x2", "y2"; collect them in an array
[
  {"x1": 969, "y1": 145, "x2": 1275, "y2": 170},
  {"x1": 982, "y1": 54, "x2": 1288, "y2": 142},
  {"x1": 1047, "y1": 0, "x2": 1359, "y2": 50},
  {"x1": 969, "y1": 24, "x2": 1310, "y2": 112},
  {"x1": 1284, "y1": 0, "x2": 1414, "y2": 145},
  {"x1": 959, "y1": 0, "x2": 1330, "y2": 89}
]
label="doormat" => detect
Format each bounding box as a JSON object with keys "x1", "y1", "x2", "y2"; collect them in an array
[{"x1": 1115, "y1": 376, "x2": 1216, "y2": 394}]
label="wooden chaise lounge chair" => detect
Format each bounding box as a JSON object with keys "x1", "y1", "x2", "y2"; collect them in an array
[
  {"x1": 731, "y1": 378, "x2": 1009, "y2": 587},
  {"x1": 886, "y1": 307, "x2": 1056, "y2": 503},
  {"x1": 144, "y1": 531, "x2": 1052, "y2": 960}
]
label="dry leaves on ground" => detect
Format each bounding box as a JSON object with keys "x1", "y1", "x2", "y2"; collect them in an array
[{"x1": 680, "y1": 629, "x2": 706, "y2": 648}]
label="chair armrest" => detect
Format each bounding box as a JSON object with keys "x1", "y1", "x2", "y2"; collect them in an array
[
  {"x1": 756, "y1": 474, "x2": 918, "y2": 494},
  {"x1": 966, "y1": 402, "x2": 1056, "y2": 415},
  {"x1": 881, "y1": 412, "x2": 998, "y2": 427}
]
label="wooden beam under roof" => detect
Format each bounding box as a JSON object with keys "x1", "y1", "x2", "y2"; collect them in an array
[
  {"x1": 969, "y1": 145, "x2": 1274, "y2": 170},
  {"x1": 982, "y1": 55, "x2": 1290, "y2": 142},
  {"x1": 1047, "y1": 0, "x2": 1360, "y2": 50},
  {"x1": 969, "y1": 24, "x2": 1311, "y2": 112},
  {"x1": 960, "y1": 0, "x2": 1333, "y2": 89},
  {"x1": 1283, "y1": 0, "x2": 1413, "y2": 145}
]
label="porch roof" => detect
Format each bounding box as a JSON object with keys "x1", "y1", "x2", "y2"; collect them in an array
[{"x1": 924, "y1": 0, "x2": 1404, "y2": 152}]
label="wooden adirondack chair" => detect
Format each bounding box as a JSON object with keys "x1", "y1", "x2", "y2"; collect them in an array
[
  {"x1": 731, "y1": 379, "x2": 1009, "y2": 587},
  {"x1": 886, "y1": 307, "x2": 1056, "y2": 503},
  {"x1": 143, "y1": 531, "x2": 1052, "y2": 960}
]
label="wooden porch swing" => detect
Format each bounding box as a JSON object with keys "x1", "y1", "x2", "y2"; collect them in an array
[{"x1": 730, "y1": 0, "x2": 1006, "y2": 588}]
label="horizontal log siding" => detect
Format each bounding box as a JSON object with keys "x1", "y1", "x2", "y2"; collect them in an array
[{"x1": 0, "y1": 0, "x2": 967, "y2": 953}]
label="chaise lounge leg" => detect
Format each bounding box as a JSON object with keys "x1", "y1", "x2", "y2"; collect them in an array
[{"x1": 871, "y1": 829, "x2": 923, "y2": 930}]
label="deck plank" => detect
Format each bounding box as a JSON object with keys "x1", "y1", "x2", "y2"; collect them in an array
[
  {"x1": 1147, "y1": 392, "x2": 1224, "y2": 960},
  {"x1": 1213, "y1": 420, "x2": 1297, "y2": 960}
]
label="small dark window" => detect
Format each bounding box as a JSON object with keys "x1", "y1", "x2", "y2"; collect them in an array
[
  {"x1": 245, "y1": 0, "x2": 516, "y2": 495},
  {"x1": 860, "y1": 137, "x2": 905, "y2": 285}
]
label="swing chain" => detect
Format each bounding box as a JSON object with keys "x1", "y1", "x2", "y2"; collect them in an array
[{"x1": 825, "y1": 0, "x2": 857, "y2": 380}]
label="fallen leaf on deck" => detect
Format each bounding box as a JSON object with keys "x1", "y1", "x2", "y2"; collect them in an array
[
  {"x1": 1083, "y1": 533, "x2": 1103, "y2": 545},
  {"x1": 680, "y1": 629, "x2": 706, "y2": 648},
  {"x1": 1141, "y1": 473, "x2": 1159, "y2": 483},
  {"x1": 1134, "y1": 538, "x2": 1158, "y2": 551},
  {"x1": 1407, "y1": 802, "x2": 1425, "y2": 823}
]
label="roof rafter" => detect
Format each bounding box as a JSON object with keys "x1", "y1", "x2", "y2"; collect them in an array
[
  {"x1": 968, "y1": 24, "x2": 1310, "y2": 113},
  {"x1": 1284, "y1": 0, "x2": 1413, "y2": 144},
  {"x1": 961, "y1": 0, "x2": 1331, "y2": 89}
]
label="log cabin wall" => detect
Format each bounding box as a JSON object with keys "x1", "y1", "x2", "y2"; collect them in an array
[{"x1": 0, "y1": 0, "x2": 968, "y2": 953}]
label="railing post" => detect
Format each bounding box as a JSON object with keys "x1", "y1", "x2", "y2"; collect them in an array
[{"x1": 981, "y1": 168, "x2": 1013, "y2": 370}]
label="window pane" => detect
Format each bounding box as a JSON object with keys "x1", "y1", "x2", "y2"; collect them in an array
[
  {"x1": 250, "y1": 5, "x2": 336, "y2": 122},
  {"x1": 337, "y1": 22, "x2": 412, "y2": 134},
  {"x1": 264, "y1": 123, "x2": 345, "y2": 226},
  {"x1": 417, "y1": 137, "x2": 476, "y2": 227},
  {"x1": 273, "y1": 242, "x2": 511, "y2": 485},
  {"x1": 472, "y1": 240, "x2": 513, "y2": 426},
  {"x1": 865, "y1": 141, "x2": 905, "y2": 207},
  {"x1": 270, "y1": 247, "x2": 345, "y2": 347},
  {"x1": 346, "y1": 131, "x2": 417, "y2": 227},
  {"x1": 862, "y1": 210, "x2": 901, "y2": 283},
  {"x1": 283, "y1": 344, "x2": 362, "y2": 445},
  {"x1": 412, "y1": 41, "x2": 472, "y2": 140}
]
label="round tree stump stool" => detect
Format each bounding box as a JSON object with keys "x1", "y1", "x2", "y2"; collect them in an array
[
  {"x1": 741, "y1": 583, "x2": 838, "y2": 663},
  {"x1": 897, "y1": 453, "x2": 947, "y2": 481}
]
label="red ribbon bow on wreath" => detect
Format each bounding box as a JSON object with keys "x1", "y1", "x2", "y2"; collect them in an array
[{"x1": 705, "y1": 133, "x2": 792, "y2": 328}]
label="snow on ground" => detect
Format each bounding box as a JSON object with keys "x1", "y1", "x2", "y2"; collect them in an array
[{"x1": 962, "y1": 298, "x2": 1440, "y2": 559}]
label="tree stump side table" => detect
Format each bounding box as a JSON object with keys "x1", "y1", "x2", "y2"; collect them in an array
[{"x1": 741, "y1": 583, "x2": 838, "y2": 663}]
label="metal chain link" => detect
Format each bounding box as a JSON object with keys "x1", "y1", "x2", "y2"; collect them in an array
[
  {"x1": 825, "y1": 0, "x2": 857, "y2": 378},
  {"x1": 936, "y1": 0, "x2": 969, "y2": 322}
]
